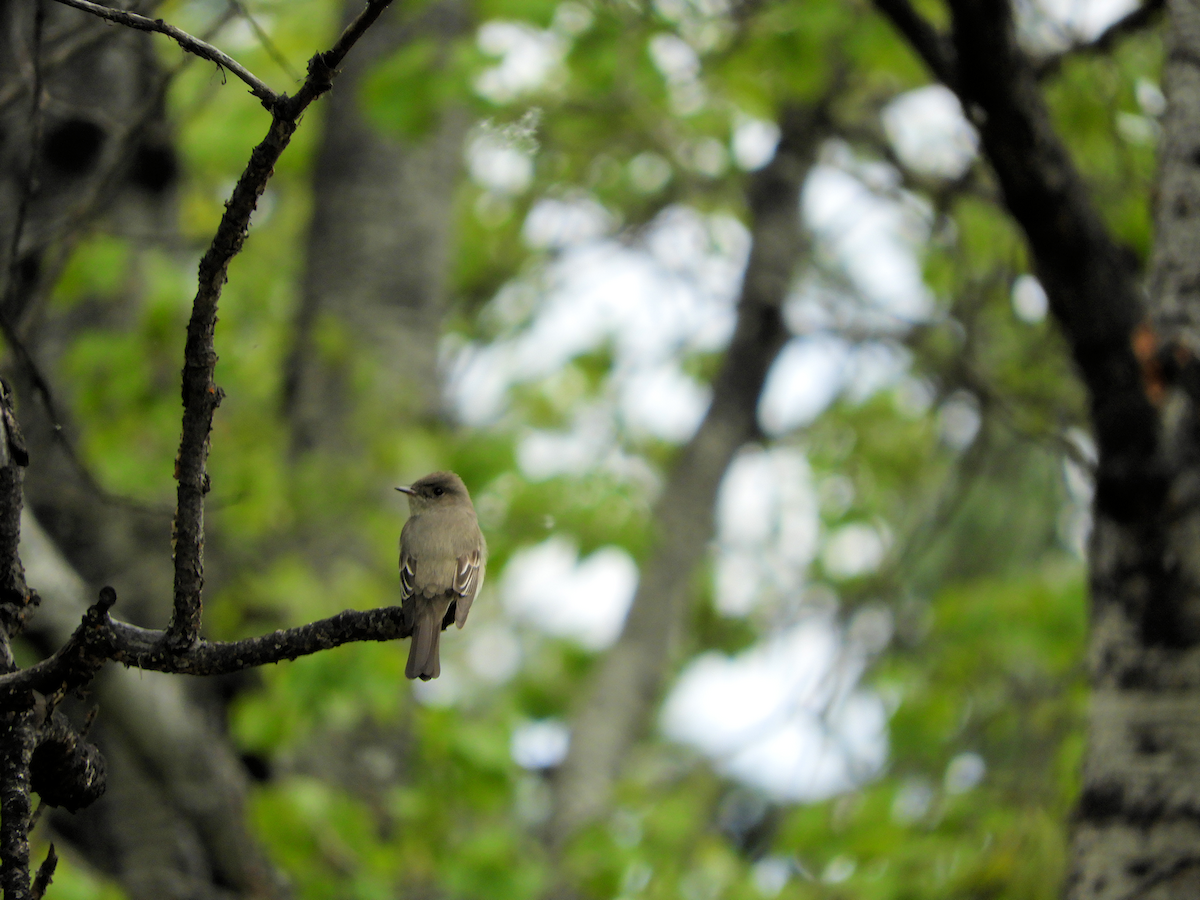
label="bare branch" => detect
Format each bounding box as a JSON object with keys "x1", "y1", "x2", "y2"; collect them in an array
[
  {"x1": 29, "y1": 846, "x2": 54, "y2": 900},
  {"x1": 0, "y1": 588, "x2": 117, "y2": 709},
  {"x1": 227, "y1": 0, "x2": 301, "y2": 83},
  {"x1": 872, "y1": 0, "x2": 957, "y2": 88},
  {"x1": 0, "y1": 589, "x2": 410, "y2": 709},
  {"x1": 1, "y1": 0, "x2": 46, "y2": 314},
  {"x1": 46, "y1": 0, "x2": 277, "y2": 107},
  {"x1": 167, "y1": 0, "x2": 396, "y2": 649},
  {"x1": 113, "y1": 605, "x2": 410, "y2": 674},
  {"x1": 876, "y1": 0, "x2": 1155, "y2": 504}
]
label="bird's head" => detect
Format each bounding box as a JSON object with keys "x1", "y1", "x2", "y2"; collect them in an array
[{"x1": 396, "y1": 471, "x2": 472, "y2": 513}]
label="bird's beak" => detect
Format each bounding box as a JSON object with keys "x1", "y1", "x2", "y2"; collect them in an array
[{"x1": 395, "y1": 486, "x2": 414, "y2": 495}]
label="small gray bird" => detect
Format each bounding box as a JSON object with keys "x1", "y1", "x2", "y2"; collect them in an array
[{"x1": 395, "y1": 471, "x2": 487, "y2": 681}]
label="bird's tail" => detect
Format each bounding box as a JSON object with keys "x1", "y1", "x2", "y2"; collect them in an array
[{"x1": 405, "y1": 606, "x2": 442, "y2": 681}]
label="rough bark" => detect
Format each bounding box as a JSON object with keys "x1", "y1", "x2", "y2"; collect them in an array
[
  {"x1": 548, "y1": 105, "x2": 822, "y2": 843},
  {"x1": 0, "y1": 7, "x2": 280, "y2": 894},
  {"x1": 0, "y1": 2, "x2": 401, "y2": 894},
  {"x1": 1063, "y1": 2, "x2": 1200, "y2": 896},
  {"x1": 282, "y1": 0, "x2": 471, "y2": 451},
  {"x1": 877, "y1": 1, "x2": 1200, "y2": 896},
  {"x1": 0, "y1": 711, "x2": 35, "y2": 900},
  {"x1": 22, "y1": 513, "x2": 285, "y2": 899},
  {"x1": 168, "y1": 0, "x2": 399, "y2": 648}
]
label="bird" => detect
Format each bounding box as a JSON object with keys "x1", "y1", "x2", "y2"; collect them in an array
[{"x1": 395, "y1": 471, "x2": 487, "y2": 681}]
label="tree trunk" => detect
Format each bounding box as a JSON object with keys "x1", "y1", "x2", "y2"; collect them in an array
[
  {"x1": 549, "y1": 103, "x2": 823, "y2": 843},
  {"x1": 282, "y1": 0, "x2": 470, "y2": 453},
  {"x1": 1066, "y1": 2, "x2": 1200, "y2": 896}
]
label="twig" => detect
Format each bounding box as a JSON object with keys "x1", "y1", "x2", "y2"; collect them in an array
[
  {"x1": 872, "y1": 0, "x2": 957, "y2": 89},
  {"x1": 0, "y1": 13, "x2": 238, "y2": 521},
  {"x1": 1, "y1": 317, "x2": 176, "y2": 517},
  {"x1": 29, "y1": 845, "x2": 53, "y2": 900},
  {"x1": 1, "y1": 0, "x2": 46, "y2": 318},
  {"x1": 227, "y1": 0, "x2": 302, "y2": 83},
  {"x1": 46, "y1": 0, "x2": 277, "y2": 107},
  {"x1": 167, "y1": 0, "x2": 395, "y2": 650}
]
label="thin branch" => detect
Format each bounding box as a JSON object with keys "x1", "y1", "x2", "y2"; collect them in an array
[
  {"x1": 1036, "y1": 0, "x2": 1166, "y2": 79},
  {"x1": 0, "y1": 590, "x2": 410, "y2": 708},
  {"x1": 871, "y1": 0, "x2": 957, "y2": 89},
  {"x1": 0, "y1": 589, "x2": 116, "y2": 709},
  {"x1": 0, "y1": 13, "x2": 245, "y2": 522},
  {"x1": 1, "y1": 317, "x2": 177, "y2": 517},
  {"x1": 46, "y1": 0, "x2": 277, "y2": 107},
  {"x1": 29, "y1": 846, "x2": 53, "y2": 900},
  {"x1": 1, "y1": 1, "x2": 46, "y2": 318},
  {"x1": 227, "y1": 0, "x2": 302, "y2": 83},
  {"x1": 113, "y1": 605, "x2": 410, "y2": 674},
  {"x1": 166, "y1": 0, "x2": 396, "y2": 649},
  {"x1": 0, "y1": 4, "x2": 42, "y2": 680}
]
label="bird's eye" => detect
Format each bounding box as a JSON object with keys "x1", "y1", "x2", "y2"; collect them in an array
[{"x1": 433, "y1": 486, "x2": 444, "y2": 496}]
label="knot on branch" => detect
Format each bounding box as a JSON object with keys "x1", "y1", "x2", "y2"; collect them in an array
[
  {"x1": 307, "y1": 53, "x2": 337, "y2": 94},
  {"x1": 0, "y1": 590, "x2": 40, "y2": 640},
  {"x1": 1133, "y1": 321, "x2": 1200, "y2": 409},
  {"x1": 0, "y1": 398, "x2": 28, "y2": 471},
  {"x1": 29, "y1": 711, "x2": 105, "y2": 813},
  {"x1": 92, "y1": 586, "x2": 116, "y2": 620}
]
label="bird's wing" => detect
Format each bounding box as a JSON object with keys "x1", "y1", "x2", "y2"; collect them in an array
[
  {"x1": 452, "y1": 547, "x2": 485, "y2": 628},
  {"x1": 399, "y1": 549, "x2": 417, "y2": 604}
]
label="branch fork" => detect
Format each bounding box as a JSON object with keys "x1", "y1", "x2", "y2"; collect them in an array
[{"x1": 0, "y1": 1, "x2": 400, "y2": 895}]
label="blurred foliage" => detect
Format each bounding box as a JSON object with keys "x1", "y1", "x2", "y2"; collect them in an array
[{"x1": 26, "y1": 0, "x2": 1161, "y2": 895}]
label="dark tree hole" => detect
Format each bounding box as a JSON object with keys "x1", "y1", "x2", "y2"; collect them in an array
[
  {"x1": 129, "y1": 143, "x2": 178, "y2": 194},
  {"x1": 240, "y1": 752, "x2": 272, "y2": 783},
  {"x1": 42, "y1": 119, "x2": 106, "y2": 175},
  {"x1": 15, "y1": 253, "x2": 39, "y2": 291}
]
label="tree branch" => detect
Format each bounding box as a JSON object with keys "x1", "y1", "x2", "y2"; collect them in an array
[
  {"x1": 1, "y1": 0, "x2": 46, "y2": 322},
  {"x1": 111, "y1": 604, "x2": 410, "y2": 674},
  {"x1": 0, "y1": 591, "x2": 411, "y2": 709},
  {"x1": 872, "y1": 0, "x2": 956, "y2": 88},
  {"x1": 876, "y1": 0, "x2": 1157, "y2": 519},
  {"x1": 46, "y1": 0, "x2": 277, "y2": 107},
  {"x1": 29, "y1": 845, "x2": 53, "y2": 900},
  {"x1": 944, "y1": 0, "x2": 1156, "y2": 519},
  {"x1": 0, "y1": 711, "x2": 36, "y2": 900},
  {"x1": 0, "y1": 588, "x2": 117, "y2": 709},
  {"x1": 0, "y1": 381, "x2": 31, "y2": 677},
  {"x1": 166, "y1": 0, "x2": 396, "y2": 649}
]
